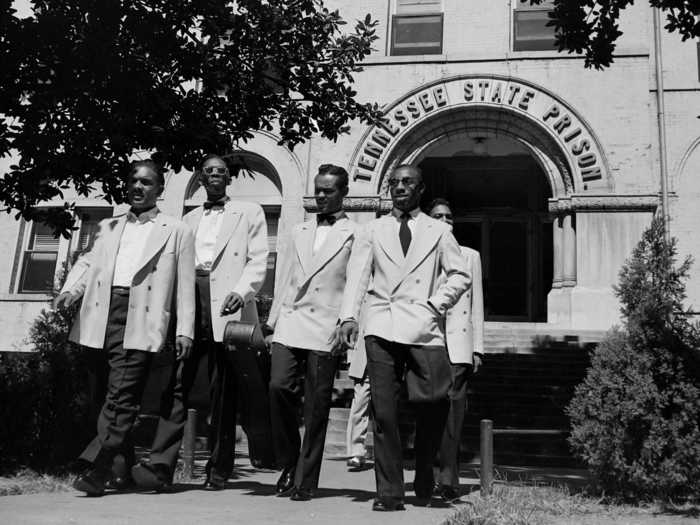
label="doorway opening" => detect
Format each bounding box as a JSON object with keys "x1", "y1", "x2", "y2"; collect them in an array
[{"x1": 418, "y1": 134, "x2": 553, "y2": 322}]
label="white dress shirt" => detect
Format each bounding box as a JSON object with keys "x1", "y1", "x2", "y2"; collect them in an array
[
  {"x1": 195, "y1": 201, "x2": 227, "y2": 270},
  {"x1": 313, "y1": 211, "x2": 346, "y2": 254},
  {"x1": 112, "y1": 207, "x2": 158, "y2": 287}
]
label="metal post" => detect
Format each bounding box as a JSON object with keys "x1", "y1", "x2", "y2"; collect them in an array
[
  {"x1": 182, "y1": 408, "x2": 197, "y2": 479},
  {"x1": 653, "y1": 6, "x2": 671, "y2": 243},
  {"x1": 480, "y1": 419, "x2": 494, "y2": 496}
]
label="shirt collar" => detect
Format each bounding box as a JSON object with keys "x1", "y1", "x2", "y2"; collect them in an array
[
  {"x1": 203, "y1": 195, "x2": 230, "y2": 211},
  {"x1": 391, "y1": 207, "x2": 420, "y2": 220},
  {"x1": 317, "y1": 209, "x2": 347, "y2": 225},
  {"x1": 127, "y1": 206, "x2": 159, "y2": 224}
]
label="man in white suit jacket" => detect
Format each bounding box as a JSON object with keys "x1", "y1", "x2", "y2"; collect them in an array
[
  {"x1": 428, "y1": 198, "x2": 484, "y2": 503},
  {"x1": 339, "y1": 165, "x2": 471, "y2": 511},
  {"x1": 54, "y1": 160, "x2": 195, "y2": 496},
  {"x1": 162, "y1": 154, "x2": 269, "y2": 491},
  {"x1": 265, "y1": 165, "x2": 357, "y2": 501}
]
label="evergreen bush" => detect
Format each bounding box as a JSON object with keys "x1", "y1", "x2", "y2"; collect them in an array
[
  {"x1": 567, "y1": 217, "x2": 700, "y2": 500},
  {"x1": 0, "y1": 264, "x2": 94, "y2": 473}
]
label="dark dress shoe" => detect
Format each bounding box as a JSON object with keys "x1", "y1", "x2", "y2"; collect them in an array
[
  {"x1": 104, "y1": 475, "x2": 134, "y2": 491},
  {"x1": 131, "y1": 462, "x2": 172, "y2": 492},
  {"x1": 275, "y1": 466, "x2": 295, "y2": 496},
  {"x1": 203, "y1": 477, "x2": 226, "y2": 491},
  {"x1": 73, "y1": 469, "x2": 107, "y2": 497},
  {"x1": 372, "y1": 497, "x2": 405, "y2": 511},
  {"x1": 290, "y1": 487, "x2": 313, "y2": 501},
  {"x1": 438, "y1": 485, "x2": 461, "y2": 503}
]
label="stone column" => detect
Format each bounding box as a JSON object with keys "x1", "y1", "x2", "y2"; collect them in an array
[
  {"x1": 551, "y1": 216, "x2": 564, "y2": 289},
  {"x1": 562, "y1": 213, "x2": 577, "y2": 288}
]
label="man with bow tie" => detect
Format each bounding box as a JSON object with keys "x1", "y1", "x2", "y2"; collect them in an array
[
  {"x1": 265, "y1": 164, "x2": 357, "y2": 501},
  {"x1": 339, "y1": 164, "x2": 470, "y2": 511},
  {"x1": 54, "y1": 160, "x2": 195, "y2": 496},
  {"x1": 137, "y1": 154, "x2": 269, "y2": 491}
]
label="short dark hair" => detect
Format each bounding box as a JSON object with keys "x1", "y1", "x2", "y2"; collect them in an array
[
  {"x1": 128, "y1": 159, "x2": 164, "y2": 186},
  {"x1": 316, "y1": 164, "x2": 349, "y2": 190},
  {"x1": 391, "y1": 164, "x2": 423, "y2": 181},
  {"x1": 427, "y1": 197, "x2": 452, "y2": 213}
]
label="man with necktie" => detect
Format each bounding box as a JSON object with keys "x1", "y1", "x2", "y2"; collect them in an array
[
  {"x1": 131, "y1": 154, "x2": 269, "y2": 491},
  {"x1": 54, "y1": 160, "x2": 195, "y2": 496},
  {"x1": 265, "y1": 164, "x2": 357, "y2": 501},
  {"x1": 339, "y1": 164, "x2": 470, "y2": 511},
  {"x1": 428, "y1": 198, "x2": 484, "y2": 503}
]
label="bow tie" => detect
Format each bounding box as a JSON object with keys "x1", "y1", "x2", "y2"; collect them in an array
[
  {"x1": 317, "y1": 213, "x2": 339, "y2": 225},
  {"x1": 203, "y1": 199, "x2": 226, "y2": 210}
]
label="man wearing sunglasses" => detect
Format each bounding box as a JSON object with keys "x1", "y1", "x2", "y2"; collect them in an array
[
  {"x1": 134, "y1": 154, "x2": 269, "y2": 491},
  {"x1": 339, "y1": 165, "x2": 470, "y2": 511}
]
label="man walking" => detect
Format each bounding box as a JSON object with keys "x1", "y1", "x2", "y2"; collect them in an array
[
  {"x1": 339, "y1": 164, "x2": 470, "y2": 511},
  {"x1": 54, "y1": 160, "x2": 195, "y2": 496},
  {"x1": 428, "y1": 198, "x2": 484, "y2": 503},
  {"x1": 145, "y1": 153, "x2": 269, "y2": 491},
  {"x1": 265, "y1": 164, "x2": 357, "y2": 501}
]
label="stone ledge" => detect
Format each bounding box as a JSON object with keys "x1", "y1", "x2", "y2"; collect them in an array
[{"x1": 548, "y1": 194, "x2": 662, "y2": 213}]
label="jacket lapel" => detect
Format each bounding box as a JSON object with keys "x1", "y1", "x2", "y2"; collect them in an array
[
  {"x1": 211, "y1": 203, "x2": 243, "y2": 264},
  {"x1": 303, "y1": 219, "x2": 353, "y2": 283},
  {"x1": 104, "y1": 215, "x2": 128, "y2": 276},
  {"x1": 295, "y1": 221, "x2": 315, "y2": 276},
  {"x1": 397, "y1": 213, "x2": 441, "y2": 283},
  {"x1": 377, "y1": 215, "x2": 404, "y2": 267},
  {"x1": 136, "y1": 215, "x2": 173, "y2": 272},
  {"x1": 185, "y1": 207, "x2": 204, "y2": 232}
]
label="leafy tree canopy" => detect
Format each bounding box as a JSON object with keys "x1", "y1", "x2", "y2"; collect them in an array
[
  {"x1": 0, "y1": 0, "x2": 380, "y2": 235},
  {"x1": 525, "y1": 1, "x2": 699, "y2": 69}
]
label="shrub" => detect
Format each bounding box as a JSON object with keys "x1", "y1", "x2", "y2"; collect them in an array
[
  {"x1": 567, "y1": 217, "x2": 700, "y2": 500},
  {"x1": 0, "y1": 264, "x2": 95, "y2": 473}
]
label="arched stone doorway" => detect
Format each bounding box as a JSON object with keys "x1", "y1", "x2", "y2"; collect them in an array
[
  {"x1": 416, "y1": 133, "x2": 552, "y2": 321},
  {"x1": 348, "y1": 75, "x2": 615, "y2": 326}
]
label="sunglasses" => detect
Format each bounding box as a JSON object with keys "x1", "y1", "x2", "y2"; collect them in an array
[
  {"x1": 202, "y1": 166, "x2": 229, "y2": 175},
  {"x1": 387, "y1": 176, "x2": 419, "y2": 188}
]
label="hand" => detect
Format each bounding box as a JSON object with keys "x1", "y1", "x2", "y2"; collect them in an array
[
  {"x1": 264, "y1": 333, "x2": 274, "y2": 349},
  {"x1": 221, "y1": 292, "x2": 244, "y2": 316},
  {"x1": 473, "y1": 354, "x2": 482, "y2": 374},
  {"x1": 53, "y1": 291, "x2": 78, "y2": 310},
  {"x1": 328, "y1": 326, "x2": 346, "y2": 357},
  {"x1": 175, "y1": 336, "x2": 193, "y2": 361},
  {"x1": 339, "y1": 320, "x2": 359, "y2": 349}
]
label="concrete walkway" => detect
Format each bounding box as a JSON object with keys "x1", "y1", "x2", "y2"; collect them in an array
[{"x1": 0, "y1": 457, "x2": 475, "y2": 525}]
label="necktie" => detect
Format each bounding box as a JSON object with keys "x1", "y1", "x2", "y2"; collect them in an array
[
  {"x1": 399, "y1": 213, "x2": 411, "y2": 255},
  {"x1": 317, "y1": 213, "x2": 337, "y2": 226},
  {"x1": 203, "y1": 199, "x2": 226, "y2": 210}
]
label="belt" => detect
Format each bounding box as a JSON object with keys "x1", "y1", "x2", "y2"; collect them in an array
[
  {"x1": 195, "y1": 268, "x2": 211, "y2": 276},
  {"x1": 111, "y1": 286, "x2": 130, "y2": 296}
]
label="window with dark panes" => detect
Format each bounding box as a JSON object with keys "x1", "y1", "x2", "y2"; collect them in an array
[
  {"x1": 513, "y1": 0, "x2": 556, "y2": 52},
  {"x1": 74, "y1": 208, "x2": 113, "y2": 257},
  {"x1": 18, "y1": 221, "x2": 60, "y2": 293},
  {"x1": 391, "y1": 0, "x2": 443, "y2": 56}
]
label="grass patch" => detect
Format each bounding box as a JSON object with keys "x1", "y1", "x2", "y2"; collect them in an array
[
  {"x1": 442, "y1": 483, "x2": 700, "y2": 525},
  {"x1": 0, "y1": 468, "x2": 74, "y2": 496}
]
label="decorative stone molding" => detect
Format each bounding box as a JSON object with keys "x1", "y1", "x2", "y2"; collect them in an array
[
  {"x1": 548, "y1": 194, "x2": 660, "y2": 214},
  {"x1": 302, "y1": 195, "x2": 392, "y2": 213}
]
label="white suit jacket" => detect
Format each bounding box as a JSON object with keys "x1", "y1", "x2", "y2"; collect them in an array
[
  {"x1": 183, "y1": 200, "x2": 268, "y2": 342},
  {"x1": 339, "y1": 212, "x2": 470, "y2": 347},
  {"x1": 60, "y1": 212, "x2": 195, "y2": 352},
  {"x1": 267, "y1": 215, "x2": 356, "y2": 352},
  {"x1": 445, "y1": 246, "x2": 484, "y2": 365}
]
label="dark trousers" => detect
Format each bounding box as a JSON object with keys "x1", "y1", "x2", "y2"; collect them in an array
[
  {"x1": 436, "y1": 363, "x2": 471, "y2": 489},
  {"x1": 364, "y1": 336, "x2": 452, "y2": 500},
  {"x1": 269, "y1": 343, "x2": 339, "y2": 490},
  {"x1": 180, "y1": 272, "x2": 238, "y2": 481},
  {"x1": 80, "y1": 289, "x2": 184, "y2": 477}
]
